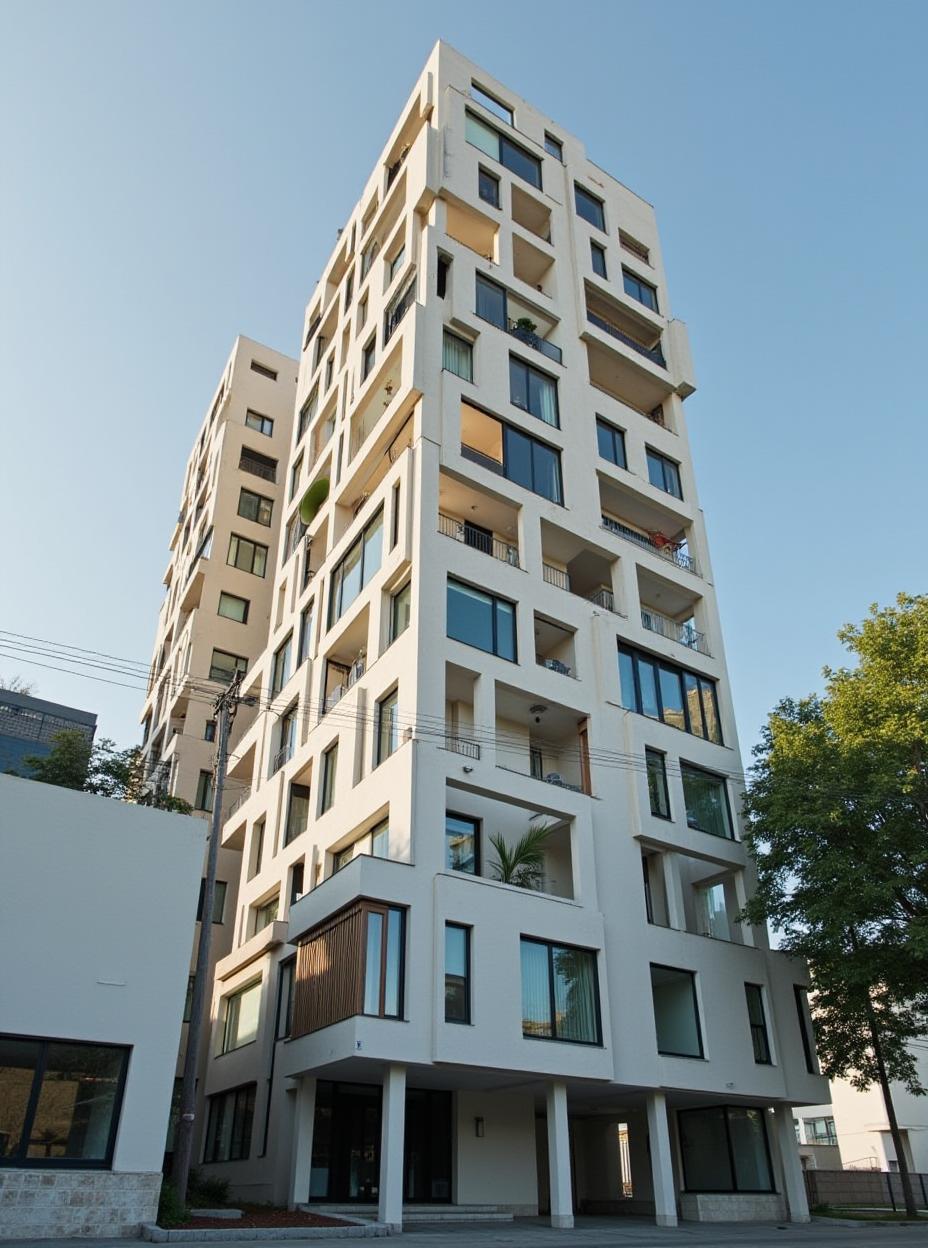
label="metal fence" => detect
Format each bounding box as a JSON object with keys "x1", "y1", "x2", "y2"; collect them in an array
[{"x1": 804, "y1": 1168, "x2": 928, "y2": 1211}]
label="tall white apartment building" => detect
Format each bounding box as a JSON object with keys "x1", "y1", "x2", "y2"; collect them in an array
[{"x1": 145, "y1": 43, "x2": 827, "y2": 1229}]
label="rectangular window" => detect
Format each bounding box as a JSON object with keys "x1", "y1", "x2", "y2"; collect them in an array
[
  {"x1": 650, "y1": 964, "x2": 703, "y2": 1057},
  {"x1": 227, "y1": 533, "x2": 268, "y2": 577},
  {"x1": 275, "y1": 704, "x2": 297, "y2": 771},
  {"x1": 575, "y1": 184, "x2": 606, "y2": 231},
  {"x1": 195, "y1": 769, "x2": 214, "y2": 812},
  {"x1": 443, "y1": 330, "x2": 474, "y2": 381},
  {"x1": 327, "y1": 509, "x2": 384, "y2": 626},
  {"x1": 471, "y1": 82, "x2": 513, "y2": 125},
  {"x1": 362, "y1": 905, "x2": 405, "y2": 1018},
  {"x1": 376, "y1": 689, "x2": 399, "y2": 765},
  {"x1": 595, "y1": 417, "x2": 626, "y2": 468},
  {"x1": 509, "y1": 356, "x2": 559, "y2": 427},
  {"x1": 794, "y1": 985, "x2": 817, "y2": 1073},
  {"x1": 196, "y1": 878, "x2": 227, "y2": 924},
  {"x1": 437, "y1": 254, "x2": 450, "y2": 299},
  {"x1": 0, "y1": 1035, "x2": 129, "y2": 1168},
  {"x1": 249, "y1": 821, "x2": 265, "y2": 879},
  {"x1": 447, "y1": 578, "x2": 516, "y2": 661},
  {"x1": 390, "y1": 481, "x2": 400, "y2": 549},
  {"x1": 646, "y1": 449, "x2": 682, "y2": 499},
  {"x1": 646, "y1": 749, "x2": 671, "y2": 819},
  {"x1": 333, "y1": 818, "x2": 389, "y2": 873},
  {"x1": 221, "y1": 981, "x2": 261, "y2": 1053},
  {"x1": 253, "y1": 894, "x2": 278, "y2": 934},
  {"x1": 682, "y1": 765, "x2": 733, "y2": 839},
  {"x1": 361, "y1": 337, "x2": 376, "y2": 381},
  {"x1": 209, "y1": 647, "x2": 248, "y2": 684},
  {"x1": 239, "y1": 446, "x2": 277, "y2": 483},
  {"x1": 290, "y1": 456, "x2": 303, "y2": 502},
  {"x1": 390, "y1": 581, "x2": 411, "y2": 641},
  {"x1": 465, "y1": 111, "x2": 541, "y2": 188},
  {"x1": 297, "y1": 389, "x2": 318, "y2": 442},
  {"x1": 271, "y1": 635, "x2": 292, "y2": 696},
  {"x1": 806, "y1": 1116, "x2": 837, "y2": 1145},
  {"x1": 623, "y1": 267, "x2": 659, "y2": 312},
  {"x1": 250, "y1": 360, "x2": 277, "y2": 380},
  {"x1": 745, "y1": 984, "x2": 772, "y2": 1065},
  {"x1": 478, "y1": 167, "x2": 500, "y2": 208},
  {"x1": 475, "y1": 273, "x2": 507, "y2": 328},
  {"x1": 284, "y1": 783, "x2": 310, "y2": 846},
  {"x1": 617, "y1": 645, "x2": 722, "y2": 743},
  {"x1": 445, "y1": 812, "x2": 479, "y2": 874},
  {"x1": 591, "y1": 240, "x2": 607, "y2": 278},
  {"x1": 619, "y1": 229, "x2": 650, "y2": 264},
  {"x1": 183, "y1": 974, "x2": 194, "y2": 1024},
  {"x1": 320, "y1": 743, "x2": 338, "y2": 813},
  {"x1": 503, "y1": 423, "x2": 562, "y2": 503},
  {"x1": 245, "y1": 409, "x2": 273, "y2": 436},
  {"x1": 298, "y1": 604, "x2": 314, "y2": 665},
  {"x1": 276, "y1": 959, "x2": 295, "y2": 1040},
  {"x1": 237, "y1": 487, "x2": 273, "y2": 527},
  {"x1": 544, "y1": 133, "x2": 563, "y2": 160},
  {"x1": 445, "y1": 924, "x2": 471, "y2": 1024},
  {"x1": 387, "y1": 244, "x2": 406, "y2": 286},
  {"x1": 204, "y1": 719, "x2": 216, "y2": 742},
  {"x1": 217, "y1": 591, "x2": 249, "y2": 624},
  {"x1": 678, "y1": 1106, "x2": 773, "y2": 1193},
  {"x1": 203, "y1": 1084, "x2": 256, "y2": 1164},
  {"x1": 520, "y1": 938, "x2": 601, "y2": 1044}
]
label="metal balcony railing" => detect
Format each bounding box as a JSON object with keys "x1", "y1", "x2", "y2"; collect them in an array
[
  {"x1": 586, "y1": 586, "x2": 618, "y2": 613},
  {"x1": 587, "y1": 309, "x2": 665, "y2": 368},
  {"x1": 543, "y1": 564, "x2": 622, "y2": 615},
  {"x1": 443, "y1": 734, "x2": 481, "y2": 760},
  {"x1": 438, "y1": 513, "x2": 519, "y2": 566},
  {"x1": 536, "y1": 656, "x2": 573, "y2": 677},
  {"x1": 384, "y1": 280, "x2": 416, "y2": 344},
  {"x1": 641, "y1": 608, "x2": 711, "y2": 656},
  {"x1": 239, "y1": 450, "x2": 277, "y2": 482},
  {"x1": 542, "y1": 563, "x2": 570, "y2": 591},
  {"x1": 272, "y1": 742, "x2": 294, "y2": 774},
  {"x1": 508, "y1": 320, "x2": 562, "y2": 365},
  {"x1": 600, "y1": 515, "x2": 700, "y2": 576}
]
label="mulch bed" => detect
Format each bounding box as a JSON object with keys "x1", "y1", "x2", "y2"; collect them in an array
[{"x1": 181, "y1": 1209, "x2": 350, "y2": 1229}]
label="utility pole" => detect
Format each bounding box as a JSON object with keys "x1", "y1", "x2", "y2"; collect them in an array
[{"x1": 172, "y1": 671, "x2": 242, "y2": 1207}]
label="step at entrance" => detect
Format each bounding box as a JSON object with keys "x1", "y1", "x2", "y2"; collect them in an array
[{"x1": 305, "y1": 1204, "x2": 514, "y2": 1223}]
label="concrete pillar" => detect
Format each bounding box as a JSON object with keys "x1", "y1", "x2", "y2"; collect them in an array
[
  {"x1": 646, "y1": 1092, "x2": 677, "y2": 1227},
  {"x1": 773, "y1": 1104, "x2": 810, "y2": 1223},
  {"x1": 378, "y1": 1064, "x2": 406, "y2": 1230},
  {"x1": 287, "y1": 1077, "x2": 316, "y2": 1210},
  {"x1": 546, "y1": 1080, "x2": 574, "y2": 1229}
]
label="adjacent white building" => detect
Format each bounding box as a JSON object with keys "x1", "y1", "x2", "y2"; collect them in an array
[
  {"x1": 141, "y1": 42, "x2": 829, "y2": 1228},
  {"x1": 0, "y1": 774, "x2": 204, "y2": 1238}
]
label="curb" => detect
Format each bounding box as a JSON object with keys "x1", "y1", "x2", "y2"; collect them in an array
[{"x1": 141, "y1": 1224, "x2": 391, "y2": 1241}]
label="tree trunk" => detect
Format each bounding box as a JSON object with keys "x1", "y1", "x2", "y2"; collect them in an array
[{"x1": 868, "y1": 1009, "x2": 919, "y2": 1218}]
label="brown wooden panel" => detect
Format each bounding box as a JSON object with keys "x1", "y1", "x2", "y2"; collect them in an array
[{"x1": 291, "y1": 901, "x2": 366, "y2": 1037}]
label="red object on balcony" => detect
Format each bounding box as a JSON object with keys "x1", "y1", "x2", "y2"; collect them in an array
[{"x1": 648, "y1": 531, "x2": 675, "y2": 550}]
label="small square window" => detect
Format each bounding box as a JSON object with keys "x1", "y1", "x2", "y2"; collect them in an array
[
  {"x1": 544, "y1": 133, "x2": 563, "y2": 161},
  {"x1": 478, "y1": 168, "x2": 500, "y2": 209},
  {"x1": 218, "y1": 591, "x2": 249, "y2": 624}
]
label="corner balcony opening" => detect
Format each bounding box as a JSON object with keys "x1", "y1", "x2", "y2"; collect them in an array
[
  {"x1": 586, "y1": 331, "x2": 672, "y2": 416},
  {"x1": 443, "y1": 662, "x2": 481, "y2": 760},
  {"x1": 445, "y1": 196, "x2": 499, "y2": 263},
  {"x1": 349, "y1": 342, "x2": 403, "y2": 461},
  {"x1": 535, "y1": 612, "x2": 577, "y2": 679},
  {"x1": 540, "y1": 518, "x2": 622, "y2": 615},
  {"x1": 637, "y1": 566, "x2": 709, "y2": 656},
  {"x1": 599, "y1": 474, "x2": 699, "y2": 576},
  {"x1": 496, "y1": 683, "x2": 592, "y2": 797},
  {"x1": 437, "y1": 470, "x2": 520, "y2": 567},
  {"x1": 322, "y1": 612, "x2": 368, "y2": 715},
  {"x1": 512, "y1": 232, "x2": 555, "y2": 298},
  {"x1": 476, "y1": 276, "x2": 562, "y2": 365},
  {"x1": 642, "y1": 847, "x2": 744, "y2": 944},
  {"x1": 511, "y1": 183, "x2": 551, "y2": 245},
  {"x1": 460, "y1": 400, "x2": 503, "y2": 475}
]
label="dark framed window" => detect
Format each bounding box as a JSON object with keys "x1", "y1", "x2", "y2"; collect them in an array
[
  {"x1": 646, "y1": 448, "x2": 682, "y2": 498},
  {"x1": 327, "y1": 509, "x2": 383, "y2": 626},
  {"x1": 623, "y1": 267, "x2": 659, "y2": 312},
  {"x1": 682, "y1": 764, "x2": 733, "y2": 839},
  {"x1": 447, "y1": 579, "x2": 516, "y2": 661},
  {"x1": 390, "y1": 581, "x2": 412, "y2": 641},
  {"x1": 297, "y1": 389, "x2": 318, "y2": 442},
  {"x1": 650, "y1": 964, "x2": 703, "y2": 1057},
  {"x1": 465, "y1": 111, "x2": 541, "y2": 189},
  {"x1": 249, "y1": 821, "x2": 265, "y2": 879},
  {"x1": 204, "y1": 719, "x2": 217, "y2": 742},
  {"x1": 0, "y1": 1035, "x2": 130, "y2": 1169},
  {"x1": 443, "y1": 330, "x2": 474, "y2": 381},
  {"x1": 276, "y1": 959, "x2": 295, "y2": 1041},
  {"x1": 745, "y1": 984, "x2": 772, "y2": 1065},
  {"x1": 274, "y1": 704, "x2": 297, "y2": 772},
  {"x1": 250, "y1": 359, "x2": 277, "y2": 380},
  {"x1": 618, "y1": 644, "x2": 722, "y2": 744},
  {"x1": 237, "y1": 487, "x2": 273, "y2": 526},
  {"x1": 574, "y1": 184, "x2": 605, "y2": 231},
  {"x1": 591, "y1": 240, "x2": 607, "y2": 278},
  {"x1": 646, "y1": 749, "x2": 671, "y2": 819},
  {"x1": 284, "y1": 783, "x2": 310, "y2": 846},
  {"x1": 239, "y1": 446, "x2": 277, "y2": 483},
  {"x1": 642, "y1": 855, "x2": 655, "y2": 923},
  {"x1": 320, "y1": 743, "x2": 338, "y2": 813},
  {"x1": 445, "y1": 812, "x2": 480, "y2": 874},
  {"x1": 503, "y1": 422, "x2": 563, "y2": 503},
  {"x1": 794, "y1": 985, "x2": 817, "y2": 1073},
  {"x1": 437, "y1": 253, "x2": 451, "y2": 299},
  {"x1": 445, "y1": 924, "x2": 471, "y2": 1024},
  {"x1": 475, "y1": 273, "x2": 507, "y2": 329},
  {"x1": 391, "y1": 481, "x2": 400, "y2": 549},
  {"x1": 227, "y1": 533, "x2": 268, "y2": 577},
  {"x1": 520, "y1": 938, "x2": 602, "y2": 1044},
  {"x1": 210, "y1": 647, "x2": 248, "y2": 684},
  {"x1": 376, "y1": 689, "x2": 399, "y2": 765},
  {"x1": 271, "y1": 634, "x2": 292, "y2": 696},
  {"x1": 470, "y1": 82, "x2": 513, "y2": 125},
  {"x1": 220, "y1": 981, "x2": 261, "y2": 1054},
  {"x1": 678, "y1": 1106, "x2": 774, "y2": 1193},
  {"x1": 362, "y1": 904, "x2": 405, "y2": 1018},
  {"x1": 361, "y1": 337, "x2": 376, "y2": 381},
  {"x1": 596, "y1": 417, "x2": 626, "y2": 468},
  {"x1": 203, "y1": 1084, "x2": 256, "y2": 1163},
  {"x1": 290, "y1": 456, "x2": 303, "y2": 502},
  {"x1": 195, "y1": 769, "x2": 214, "y2": 812},
  {"x1": 218, "y1": 591, "x2": 249, "y2": 624},
  {"x1": 509, "y1": 356, "x2": 559, "y2": 427},
  {"x1": 245, "y1": 409, "x2": 273, "y2": 436},
  {"x1": 298, "y1": 604, "x2": 314, "y2": 665},
  {"x1": 544, "y1": 133, "x2": 563, "y2": 160},
  {"x1": 183, "y1": 975, "x2": 194, "y2": 1024},
  {"x1": 196, "y1": 878, "x2": 227, "y2": 924},
  {"x1": 478, "y1": 167, "x2": 500, "y2": 208}
]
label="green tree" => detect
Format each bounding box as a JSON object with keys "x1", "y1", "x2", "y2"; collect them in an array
[
  {"x1": 743, "y1": 594, "x2": 928, "y2": 1217},
  {"x1": 20, "y1": 729, "x2": 92, "y2": 789}
]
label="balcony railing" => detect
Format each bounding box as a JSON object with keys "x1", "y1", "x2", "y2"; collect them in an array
[
  {"x1": 587, "y1": 586, "x2": 617, "y2": 612},
  {"x1": 323, "y1": 657, "x2": 365, "y2": 714},
  {"x1": 239, "y1": 450, "x2": 277, "y2": 482},
  {"x1": 272, "y1": 742, "x2": 294, "y2": 774},
  {"x1": 542, "y1": 563, "x2": 570, "y2": 592},
  {"x1": 384, "y1": 280, "x2": 416, "y2": 344},
  {"x1": 443, "y1": 734, "x2": 481, "y2": 760},
  {"x1": 543, "y1": 564, "x2": 622, "y2": 615},
  {"x1": 537, "y1": 656, "x2": 574, "y2": 677},
  {"x1": 587, "y1": 309, "x2": 665, "y2": 368},
  {"x1": 438, "y1": 513, "x2": 519, "y2": 567},
  {"x1": 461, "y1": 443, "x2": 504, "y2": 475},
  {"x1": 508, "y1": 321, "x2": 562, "y2": 365},
  {"x1": 641, "y1": 608, "x2": 711, "y2": 656},
  {"x1": 601, "y1": 514, "x2": 700, "y2": 576}
]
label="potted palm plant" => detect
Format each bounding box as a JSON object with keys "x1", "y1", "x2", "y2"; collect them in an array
[{"x1": 488, "y1": 822, "x2": 554, "y2": 890}]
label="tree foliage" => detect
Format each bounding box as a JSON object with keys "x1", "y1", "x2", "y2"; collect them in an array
[{"x1": 489, "y1": 822, "x2": 555, "y2": 890}]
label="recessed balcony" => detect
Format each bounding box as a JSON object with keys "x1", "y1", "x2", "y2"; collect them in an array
[
  {"x1": 496, "y1": 684, "x2": 591, "y2": 797},
  {"x1": 637, "y1": 566, "x2": 708, "y2": 655},
  {"x1": 599, "y1": 475, "x2": 699, "y2": 576},
  {"x1": 541, "y1": 519, "x2": 622, "y2": 616},
  {"x1": 535, "y1": 613, "x2": 577, "y2": 679},
  {"x1": 437, "y1": 470, "x2": 521, "y2": 568},
  {"x1": 640, "y1": 605, "x2": 710, "y2": 656}
]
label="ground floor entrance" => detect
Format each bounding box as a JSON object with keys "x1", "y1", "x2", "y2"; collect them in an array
[{"x1": 308, "y1": 1081, "x2": 451, "y2": 1203}]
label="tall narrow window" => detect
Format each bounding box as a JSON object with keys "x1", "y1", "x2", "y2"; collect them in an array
[
  {"x1": 249, "y1": 821, "x2": 265, "y2": 879},
  {"x1": 284, "y1": 783, "x2": 310, "y2": 845},
  {"x1": 443, "y1": 330, "x2": 474, "y2": 381},
  {"x1": 195, "y1": 769, "x2": 214, "y2": 812},
  {"x1": 478, "y1": 167, "x2": 500, "y2": 208},
  {"x1": 271, "y1": 634, "x2": 292, "y2": 696},
  {"x1": 298, "y1": 604, "x2": 314, "y2": 665},
  {"x1": 646, "y1": 449, "x2": 682, "y2": 499},
  {"x1": 745, "y1": 984, "x2": 772, "y2": 1065},
  {"x1": 196, "y1": 878, "x2": 227, "y2": 924},
  {"x1": 646, "y1": 749, "x2": 671, "y2": 818},
  {"x1": 509, "y1": 357, "x2": 559, "y2": 427},
  {"x1": 574, "y1": 184, "x2": 606, "y2": 231},
  {"x1": 596, "y1": 417, "x2": 626, "y2": 468},
  {"x1": 361, "y1": 337, "x2": 376, "y2": 381},
  {"x1": 221, "y1": 980, "x2": 262, "y2": 1053},
  {"x1": 475, "y1": 273, "x2": 507, "y2": 328},
  {"x1": 681, "y1": 765, "x2": 733, "y2": 839},
  {"x1": 362, "y1": 904, "x2": 405, "y2": 1018},
  {"x1": 446, "y1": 812, "x2": 479, "y2": 874},
  {"x1": 794, "y1": 985, "x2": 817, "y2": 1073},
  {"x1": 203, "y1": 1085, "x2": 256, "y2": 1163},
  {"x1": 390, "y1": 581, "x2": 411, "y2": 641},
  {"x1": 376, "y1": 689, "x2": 399, "y2": 765},
  {"x1": 445, "y1": 924, "x2": 471, "y2": 1023},
  {"x1": 544, "y1": 133, "x2": 563, "y2": 160},
  {"x1": 320, "y1": 743, "x2": 338, "y2": 813},
  {"x1": 591, "y1": 241, "x2": 607, "y2": 278}
]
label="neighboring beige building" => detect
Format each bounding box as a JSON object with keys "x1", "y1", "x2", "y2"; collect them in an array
[{"x1": 141, "y1": 43, "x2": 828, "y2": 1229}]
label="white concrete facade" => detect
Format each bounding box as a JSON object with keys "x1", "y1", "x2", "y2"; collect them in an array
[
  {"x1": 144, "y1": 43, "x2": 828, "y2": 1226},
  {"x1": 0, "y1": 774, "x2": 204, "y2": 1237}
]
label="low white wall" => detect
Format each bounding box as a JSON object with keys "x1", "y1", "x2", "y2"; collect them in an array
[{"x1": 680, "y1": 1192, "x2": 786, "y2": 1222}]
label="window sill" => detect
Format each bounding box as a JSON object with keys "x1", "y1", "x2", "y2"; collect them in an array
[{"x1": 522, "y1": 1032, "x2": 603, "y2": 1048}]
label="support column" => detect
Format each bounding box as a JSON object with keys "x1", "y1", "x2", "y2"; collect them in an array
[
  {"x1": 287, "y1": 1077, "x2": 316, "y2": 1210},
  {"x1": 378, "y1": 1064, "x2": 406, "y2": 1230},
  {"x1": 546, "y1": 1081, "x2": 574, "y2": 1229},
  {"x1": 646, "y1": 1092, "x2": 677, "y2": 1227},
  {"x1": 773, "y1": 1104, "x2": 810, "y2": 1223}
]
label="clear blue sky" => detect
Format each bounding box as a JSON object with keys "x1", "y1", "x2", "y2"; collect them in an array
[{"x1": 2, "y1": 0, "x2": 925, "y2": 758}]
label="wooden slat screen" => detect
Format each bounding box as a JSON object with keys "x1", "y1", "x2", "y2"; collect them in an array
[{"x1": 291, "y1": 902, "x2": 366, "y2": 1037}]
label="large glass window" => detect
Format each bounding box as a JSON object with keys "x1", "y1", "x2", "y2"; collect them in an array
[
  {"x1": 237, "y1": 487, "x2": 273, "y2": 526},
  {"x1": 596, "y1": 417, "x2": 626, "y2": 468},
  {"x1": 443, "y1": 330, "x2": 474, "y2": 381},
  {"x1": 220, "y1": 980, "x2": 261, "y2": 1053},
  {"x1": 447, "y1": 579, "x2": 516, "y2": 661},
  {"x1": 475, "y1": 273, "x2": 507, "y2": 328},
  {"x1": 362, "y1": 905, "x2": 405, "y2": 1018},
  {"x1": 678, "y1": 1106, "x2": 773, "y2": 1193},
  {"x1": 445, "y1": 924, "x2": 471, "y2": 1024},
  {"x1": 681, "y1": 765, "x2": 733, "y2": 839},
  {"x1": 227, "y1": 533, "x2": 268, "y2": 577},
  {"x1": 376, "y1": 690, "x2": 399, "y2": 765},
  {"x1": 623, "y1": 267, "x2": 659, "y2": 312},
  {"x1": 445, "y1": 812, "x2": 479, "y2": 874},
  {"x1": 0, "y1": 1035, "x2": 128, "y2": 1167},
  {"x1": 217, "y1": 591, "x2": 249, "y2": 623},
  {"x1": 745, "y1": 984, "x2": 772, "y2": 1065},
  {"x1": 617, "y1": 645, "x2": 722, "y2": 743},
  {"x1": 646, "y1": 449, "x2": 682, "y2": 499},
  {"x1": 328, "y1": 509, "x2": 383, "y2": 626},
  {"x1": 503, "y1": 425, "x2": 563, "y2": 503},
  {"x1": 574, "y1": 184, "x2": 605, "y2": 231},
  {"x1": 520, "y1": 939, "x2": 601, "y2": 1044},
  {"x1": 209, "y1": 648, "x2": 248, "y2": 684},
  {"x1": 646, "y1": 749, "x2": 671, "y2": 819},
  {"x1": 203, "y1": 1084, "x2": 255, "y2": 1164},
  {"x1": 509, "y1": 357, "x2": 559, "y2": 427},
  {"x1": 464, "y1": 111, "x2": 541, "y2": 188},
  {"x1": 650, "y1": 964, "x2": 703, "y2": 1057}
]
